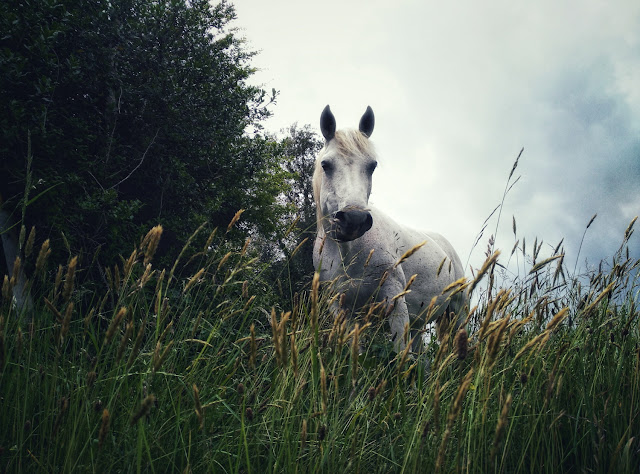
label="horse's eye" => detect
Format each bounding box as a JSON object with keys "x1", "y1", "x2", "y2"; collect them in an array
[
  {"x1": 367, "y1": 162, "x2": 378, "y2": 174},
  {"x1": 321, "y1": 160, "x2": 333, "y2": 173}
]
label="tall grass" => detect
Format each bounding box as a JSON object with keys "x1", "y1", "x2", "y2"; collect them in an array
[{"x1": 1, "y1": 212, "x2": 638, "y2": 473}]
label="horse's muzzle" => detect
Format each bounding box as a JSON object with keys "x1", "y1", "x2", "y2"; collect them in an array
[{"x1": 332, "y1": 209, "x2": 373, "y2": 242}]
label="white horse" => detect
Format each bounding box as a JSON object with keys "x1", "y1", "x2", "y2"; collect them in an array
[{"x1": 312, "y1": 105, "x2": 467, "y2": 353}]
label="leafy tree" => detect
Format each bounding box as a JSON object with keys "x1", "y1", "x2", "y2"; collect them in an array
[
  {"x1": 0, "y1": 0, "x2": 286, "y2": 283},
  {"x1": 267, "y1": 124, "x2": 323, "y2": 294}
]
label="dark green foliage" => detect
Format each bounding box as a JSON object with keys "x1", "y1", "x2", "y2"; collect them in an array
[
  {"x1": 0, "y1": 0, "x2": 285, "y2": 278},
  {"x1": 262, "y1": 124, "x2": 323, "y2": 297}
]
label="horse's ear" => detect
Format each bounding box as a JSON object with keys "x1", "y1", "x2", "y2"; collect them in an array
[
  {"x1": 359, "y1": 106, "x2": 375, "y2": 138},
  {"x1": 320, "y1": 105, "x2": 336, "y2": 142}
]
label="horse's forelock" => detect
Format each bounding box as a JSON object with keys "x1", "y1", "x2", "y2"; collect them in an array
[{"x1": 331, "y1": 129, "x2": 377, "y2": 161}]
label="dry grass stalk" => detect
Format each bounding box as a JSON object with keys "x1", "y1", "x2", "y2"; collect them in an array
[
  {"x1": 193, "y1": 384, "x2": 204, "y2": 430},
  {"x1": 24, "y1": 226, "x2": 36, "y2": 258},
  {"x1": 545, "y1": 307, "x2": 569, "y2": 331},
  {"x1": 243, "y1": 295, "x2": 256, "y2": 311},
  {"x1": 487, "y1": 316, "x2": 510, "y2": 364},
  {"x1": 116, "y1": 321, "x2": 134, "y2": 363},
  {"x1": 351, "y1": 323, "x2": 360, "y2": 387},
  {"x1": 190, "y1": 311, "x2": 204, "y2": 339},
  {"x1": 153, "y1": 269, "x2": 166, "y2": 313},
  {"x1": 317, "y1": 234, "x2": 327, "y2": 256},
  {"x1": 490, "y1": 393, "x2": 513, "y2": 463},
  {"x1": 141, "y1": 225, "x2": 163, "y2": 266},
  {"x1": 469, "y1": 250, "x2": 501, "y2": 296},
  {"x1": 553, "y1": 255, "x2": 566, "y2": 284},
  {"x1": 2, "y1": 275, "x2": 12, "y2": 302},
  {"x1": 10, "y1": 256, "x2": 21, "y2": 287},
  {"x1": 127, "y1": 318, "x2": 147, "y2": 368},
  {"x1": 436, "y1": 369, "x2": 474, "y2": 472},
  {"x1": 513, "y1": 331, "x2": 550, "y2": 363},
  {"x1": 433, "y1": 332, "x2": 450, "y2": 373},
  {"x1": 98, "y1": 409, "x2": 110, "y2": 449},
  {"x1": 437, "y1": 257, "x2": 447, "y2": 277},
  {"x1": 169, "y1": 222, "x2": 207, "y2": 282},
  {"x1": 290, "y1": 237, "x2": 309, "y2": 258},
  {"x1": 18, "y1": 226, "x2": 26, "y2": 254},
  {"x1": 279, "y1": 312, "x2": 290, "y2": 367},
  {"x1": 433, "y1": 379, "x2": 441, "y2": 437},
  {"x1": 113, "y1": 265, "x2": 121, "y2": 294},
  {"x1": 53, "y1": 265, "x2": 64, "y2": 302},
  {"x1": 226, "y1": 209, "x2": 245, "y2": 233},
  {"x1": 158, "y1": 320, "x2": 174, "y2": 344},
  {"x1": 623, "y1": 216, "x2": 637, "y2": 241},
  {"x1": 203, "y1": 227, "x2": 218, "y2": 252},
  {"x1": 152, "y1": 340, "x2": 174, "y2": 373},
  {"x1": 364, "y1": 248, "x2": 375, "y2": 268},
  {"x1": 130, "y1": 394, "x2": 156, "y2": 425},
  {"x1": 393, "y1": 241, "x2": 427, "y2": 269},
  {"x1": 183, "y1": 268, "x2": 205, "y2": 294},
  {"x1": 138, "y1": 263, "x2": 153, "y2": 290},
  {"x1": 320, "y1": 356, "x2": 328, "y2": 413},
  {"x1": 291, "y1": 331, "x2": 298, "y2": 377},
  {"x1": 581, "y1": 281, "x2": 616, "y2": 316},
  {"x1": 455, "y1": 328, "x2": 468, "y2": 361},
  {"x1": 105, "y1": 307, "x2": 127, "y2": 345},
  {"x1": 60, "y1": 302, "x2": 73, "y2": 345},
  {"x1": 397, "y1": 332, "x2": 413, "y2": 374},
  {"x1": 529, "y1": 254, "x2": 564, "y2": 275},
  {"x1": 440, "y1": 277, "x2": 468, "y2": 297},
  {"x1": 44, "y1": 297, "x2": 63, "y2": 323},
  {"x1": 270, "y1": 309, "x2": 290, "y2": 367},
  {"x1": 311, "y1": 272, "x2": 320, "y2": 331},
  {"x1": 478, "y1": 289, "x2": 509, "y2": 341},
  {"x1": 123, "y1": 249, "x2": 137, "y2": 279},
  {"x1": 216, "y1": 252, "x2": 232, "y2": 273}
]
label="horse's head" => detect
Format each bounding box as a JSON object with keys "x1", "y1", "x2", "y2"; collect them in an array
[{"x1": 313, "y1": 105, "x2": 377, "y2": 242}]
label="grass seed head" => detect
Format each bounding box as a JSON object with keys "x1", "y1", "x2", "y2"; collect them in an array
[
  {"x1": 193, "y1": 384, "x2": 204, "y2": 429},
  {"x1": 2, "y1": 275, "x2": 10, "y2": 302},
  {"x1": 24, "y1": 226, "x2": 36, "y2": 258},
  {"x1": 98, "y1": 409, "x2": 110, "y2": 449},
  {"x1": 62, "y1": 256, "x2": 78, "y2": 302},
  {"x1": 183, "y1": 268, "x2": 205, "y2": 293},
  {"x1": 60, "y1": 302, "x2": 73, "y2": 345},
  {"x1": 116, "y1": 321, "x2": 134, "y2": 363},
  {"x1": 11, "y1": 256, "x2": 21, "y2": 285},
  {"x1": 394, "y1": 241, "x2": 427, "y2": 269},
  {"x1": 455, "y1": 328, "x2": 468, "y2": 361},
  {"x1": 141, "y1": 225, "x2": 163, "y2": 266},
  {"x1": 131, "y1": 394, "x2": 156, "y2": 425},
  {"x1": 105, "y1": 307, "x2": 127, "y2": 345},
  {"x1": 491, "y1": 393, "x2": 513, "y2": 462},
  {"x1": 227, "y1": 209, "x2": 245, "y2": 232}
]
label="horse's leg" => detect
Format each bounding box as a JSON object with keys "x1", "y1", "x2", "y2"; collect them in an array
[{"x1": 388, "y1": 296, "x2": 411, "y2": 353}]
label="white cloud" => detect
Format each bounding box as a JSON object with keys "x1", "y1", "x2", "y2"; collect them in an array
[{"x1": 234, "y1": 0, "x2": 640, "y2": 272}]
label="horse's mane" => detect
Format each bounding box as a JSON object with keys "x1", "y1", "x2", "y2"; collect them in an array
[{"x1": 313, "y1": 129, "x2": 377, "y2": 228}]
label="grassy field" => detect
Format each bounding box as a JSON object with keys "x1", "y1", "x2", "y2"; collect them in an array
[{"x1": 1, "y1": 216, "x2": 639, "y2": 473}]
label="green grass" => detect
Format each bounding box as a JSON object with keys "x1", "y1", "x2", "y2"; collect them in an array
[{"x1": 1, "y1": 218, "x2": 639, "y2": 473}]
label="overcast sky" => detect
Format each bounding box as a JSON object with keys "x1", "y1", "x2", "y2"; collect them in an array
[{"x1": 233, "y1": 0, "x2": 639, "y2": 276}]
